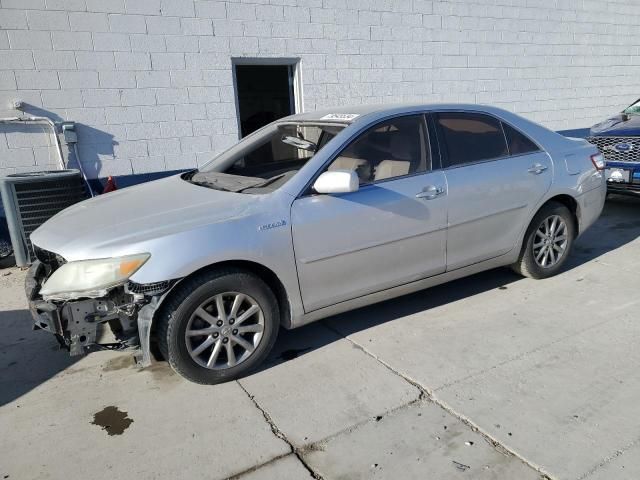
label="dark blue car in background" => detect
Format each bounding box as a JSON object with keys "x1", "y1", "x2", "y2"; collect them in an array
[{"x1": 588, "y1": 98, "x2": 640, "y2": 196}]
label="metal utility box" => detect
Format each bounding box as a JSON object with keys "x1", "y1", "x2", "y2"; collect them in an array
[{"x1": 0, "y1": 170, "x2": 87, "y2": 267}]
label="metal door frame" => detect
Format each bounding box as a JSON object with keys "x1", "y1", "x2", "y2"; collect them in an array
[{"x1": 231, "y1": 57, "x2": 303, "y2": 139}]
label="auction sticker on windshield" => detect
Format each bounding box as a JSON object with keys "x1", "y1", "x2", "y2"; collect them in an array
[{"x1": 320, "y1": 113, "x2": 360, "y2": 121}]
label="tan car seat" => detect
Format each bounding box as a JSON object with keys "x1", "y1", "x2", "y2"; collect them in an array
[
  {"x1": 328, "y1": 156, "x2": 367, "y2": 172},
  {"x1": 373, "y1": 160, "x2": 410, "y2": 181}
]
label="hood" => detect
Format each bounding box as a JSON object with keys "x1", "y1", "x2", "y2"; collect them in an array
[
  {"x1": 31, "y1": 174, "x2": 261, "y2": 261},
  {"x1": 590, "y1": 113, "x2": 640, "y2": 136}
]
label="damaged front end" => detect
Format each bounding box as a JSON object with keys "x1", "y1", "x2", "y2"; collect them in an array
[{"x1": 25, "y1": 246, "x2": 173, "y2": 366}]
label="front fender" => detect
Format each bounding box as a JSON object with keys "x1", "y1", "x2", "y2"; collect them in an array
[{"x1": 128, "y1": 190, "x2": 305, "y2": 333}]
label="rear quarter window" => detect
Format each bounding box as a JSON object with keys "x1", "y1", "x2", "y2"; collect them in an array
[{"x1": 502, "y1": 123, "x2": 540, "y2": 155}]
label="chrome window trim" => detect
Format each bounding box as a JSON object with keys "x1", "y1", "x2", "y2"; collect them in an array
[
  {"x1": 440, "y1": 151, "x2": 542, "y2": 172},
  {"x1": 355, "y1": 168, "x2": 437, "y2": 189}
]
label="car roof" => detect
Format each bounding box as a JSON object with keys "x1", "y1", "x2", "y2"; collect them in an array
[
  {"x1": 284, "y1": 103, "x2": 573, "y2": 152},
  {"x1": 285, "y1": 103, "x2": 511, "y2": 124}
]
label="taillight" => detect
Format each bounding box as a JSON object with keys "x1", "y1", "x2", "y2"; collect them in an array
[{"x1": 590, "y1": 153, "x2": 605, "y2": 171}]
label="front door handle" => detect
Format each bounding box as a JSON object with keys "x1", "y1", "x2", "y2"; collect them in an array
[
  {"x1": 416, "y1": 185, "x2": 445, "y2": 200},
  {"x1": 527, "y1": 163, "x2": 548, "y2": 174}
]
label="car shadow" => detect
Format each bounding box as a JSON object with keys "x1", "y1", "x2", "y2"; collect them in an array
[
  {"x1": 256, "y1": 194, "x2": 640, "y2": 373},
  {"x1": 0, "y1": 308, "x2": 80, "y2": 407},
  {"x1": 566, "y1": 194, "x2": 640, "y2": 268},
  {"x1": 255, "y1": 266, "x2": 520, "y2": 374}
]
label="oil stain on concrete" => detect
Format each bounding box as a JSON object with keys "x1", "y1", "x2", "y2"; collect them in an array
[
  {"x1": 91, "y1": 406, "x2": 133, "y2": 435},
  {"x1": 102, "y1": 355, "x2": 134, "y2": 372}
]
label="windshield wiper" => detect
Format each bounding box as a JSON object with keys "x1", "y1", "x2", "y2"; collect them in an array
[
  {"x1": 189, "y1": 171, "x2": 267, "y2": 192},
  {"x1": 238, "y1": 173, "x2": 288, "y2": 192},
  {"x1": 190, "y1": 178, "x2": 231, "y2": 191}
]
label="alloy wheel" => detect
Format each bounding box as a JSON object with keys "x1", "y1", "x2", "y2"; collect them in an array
[
  {"x1": 533, "y1": 215, "x2": 568, "y2": 268},
  {"x1": 185, "y1": 292, "x2": 265, "y2": 370}
]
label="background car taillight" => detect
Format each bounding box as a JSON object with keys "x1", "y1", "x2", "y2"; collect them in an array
[{"x1": 590, "y1": 153, "x2": 605, "y2": 171}]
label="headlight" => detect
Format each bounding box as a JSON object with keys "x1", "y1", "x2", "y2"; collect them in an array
[{"x1": 40, "y1": 253, "x2": 150, "y2": 300}]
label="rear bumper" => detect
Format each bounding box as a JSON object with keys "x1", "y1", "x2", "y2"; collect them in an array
[{"x1": 576, "y1": 182, "x2": 606, "y2": 236}]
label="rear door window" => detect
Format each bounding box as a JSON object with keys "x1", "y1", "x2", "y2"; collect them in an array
[{"x1": 436, "y1": 112, "x2": 508, "y2": 167}]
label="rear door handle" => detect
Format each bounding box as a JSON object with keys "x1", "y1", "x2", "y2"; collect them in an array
[
  {"x1": 528, "y1": 163, "x2": 548, "y2": 174},
  {"x1": 416, "y1": 185, "x2": 445, "y2": 200}
]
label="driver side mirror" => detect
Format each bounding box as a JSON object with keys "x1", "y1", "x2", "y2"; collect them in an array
[{"x1": 313, "y1": 170, "x2": 359, "y2": 194}]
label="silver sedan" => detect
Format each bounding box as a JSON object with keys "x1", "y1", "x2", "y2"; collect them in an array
[{"x1": 27, "y1": 104, "x2": 606, "y2": 384}]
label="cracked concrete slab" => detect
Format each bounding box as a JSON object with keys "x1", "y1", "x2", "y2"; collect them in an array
[
  {"x1": 235, "y1": 454, "x2": 313, "y2": 480},
  {"x1": 585, "y1": 439, "x2": 640, "y2": 480},
  {"x1": 303, "y1": 399, "x2": 543, "y2": 480},
  {"x1": 239, "y1": 323, "x2": 421, "y2": 446},
  {"x1": 435, "y1": 312, "x2": 640, "y2": 480},
  {"x1": 324, "y1": 252, "x2": 636, "y2": 394},
  {"x1": 1, "y1": 337, "x2": 290, "y2": 480}
]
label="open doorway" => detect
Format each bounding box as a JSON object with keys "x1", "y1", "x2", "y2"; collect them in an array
[{"x1": 233, "y1": 59, "x2": 301, "y2": 138}]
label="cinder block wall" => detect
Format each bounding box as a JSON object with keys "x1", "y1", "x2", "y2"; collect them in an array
[{"x1": 1, "y1": 0, "x2": 639, "y2": 179}]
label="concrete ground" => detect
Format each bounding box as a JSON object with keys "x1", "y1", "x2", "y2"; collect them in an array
[{"x1": 1, "y1": 195, "x2": 639, "y2": 480}]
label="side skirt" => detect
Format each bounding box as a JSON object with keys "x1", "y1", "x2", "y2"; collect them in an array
[{"x1": 294, "y1": 252, "x2": 517, "y2": 328}]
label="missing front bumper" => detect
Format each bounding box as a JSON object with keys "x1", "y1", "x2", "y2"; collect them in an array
[
  {"x1": 25, "y1": 261, "x2": 142, "y2": 356},
  {"x1": 26, "y1": 262, "x2": 63, "y2": 335}
]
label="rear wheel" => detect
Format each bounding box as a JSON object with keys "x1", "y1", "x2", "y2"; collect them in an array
[
  {"x1": 512, "y1": 202, "x2": 575, "y2": 279},
  {"x1": 156, "y1": 268, "x2": 279, "y2": 384}
]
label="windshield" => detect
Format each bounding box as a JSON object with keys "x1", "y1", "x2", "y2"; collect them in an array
[
  {"x1": 623, "y1": 99, "x2": 640, "y2": 115},
  {"x1": 191, "y1": 122, "x2": 343, "y2": 194}
]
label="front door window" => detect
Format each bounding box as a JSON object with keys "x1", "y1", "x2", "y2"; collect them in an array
[{"x1": 324, "y1": 115, "x2": 430, "y2": 185}]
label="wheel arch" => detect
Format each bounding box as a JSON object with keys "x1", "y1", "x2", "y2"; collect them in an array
[
  {"x1": 157, "y1": 259, "x2": 292, "y2": 330},
  {"x1": 172, "y1": 260, "x2": 291, "y2": 328},
  {"x1": 511, "y1": 194, "x2": 580, "y2": 279},
  {"x1": 514, "y1": 193, "x2": 580, "y2": 262},
  {"x1": 542, "y1": 194, "x2": 579, "y2": 235}
]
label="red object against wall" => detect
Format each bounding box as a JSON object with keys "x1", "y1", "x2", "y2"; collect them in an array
[{"x1": 102, "y1": 176, "x2": 117, "y2": 193}]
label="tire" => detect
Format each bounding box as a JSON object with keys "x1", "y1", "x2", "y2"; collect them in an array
[
  {"x1": 512, "y1": 201, "x2": 576, "y2": 279},
  {"x1": 156, "y1": 268, "x2": 279, "y2": 384}
]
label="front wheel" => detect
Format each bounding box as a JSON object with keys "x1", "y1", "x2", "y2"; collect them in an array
[
  {"x1": 512, "y1": 202, "x2": 575, "y2": 279},
  {"x1": 156, "y1": 268, "x2": 279, "y2": 384}
]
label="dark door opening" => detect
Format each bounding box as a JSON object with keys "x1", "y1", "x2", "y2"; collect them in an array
[{"x1": 234, "y1": 64, "x2": 295, "y2": 138}]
